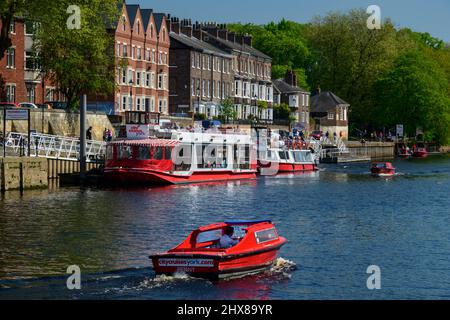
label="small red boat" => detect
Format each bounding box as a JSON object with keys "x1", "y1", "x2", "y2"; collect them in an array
[
  {"x1": 257, "y1": 148, "x2": 317, "y2": 175},
  {"x1": 412, "y1": 146, "x2": 428, "y2": 158},
  {"x1": 150, "y1": 220, "x2": 287, "y2": 280},
  {"x1": 371, "y1": 162, "x2": 395, "y2": 177}
]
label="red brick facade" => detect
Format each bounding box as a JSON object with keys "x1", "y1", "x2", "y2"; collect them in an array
[
  {"x1": 112, "y1": 4, "x2": 170, "y2": 115},
  {"x1": 0, "y1": 18, "x2": 59, "y2": 105}
]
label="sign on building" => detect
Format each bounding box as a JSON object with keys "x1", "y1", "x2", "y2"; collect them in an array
[
  {"x1": 126, "y1": 124, "x2": 150, "y2": 139},
  {"x1": 5, "y1": 109, "x2": 29, "y2": 121},
  {"x1": 396, "y1": 124, "x2": 404, "y2": 137}
]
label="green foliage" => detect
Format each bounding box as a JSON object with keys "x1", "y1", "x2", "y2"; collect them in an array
[
  {"x1": 30, "y1": 0, "x2": 121, "y2": 109},
  {"x1": 373, "y1": 51, "x2": 450, "y2": 144},
  {"x1": 257, "y1": 101, "x2": 268, "y2": 109},
  {"x1": 273, "y1": 103, "x2": 291, "y2": 120},
  {"x1": 219, "y1": 97, "x2": 237, "y2": 122},
  {"x1": 194, "y1": 113, "x2": 207, "y2": 121}
]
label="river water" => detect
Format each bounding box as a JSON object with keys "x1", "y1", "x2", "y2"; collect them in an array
[{"x1": 1, "y1": 154, "x2": 450, "y2": 299}]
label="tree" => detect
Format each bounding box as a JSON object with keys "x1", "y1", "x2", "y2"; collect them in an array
[
  {"x1": 273, "y1": 103, "x2": 291, "y2": 120},
  {"x1": 30, "y1": 0, "x2": 120, "y2": 109},
  {"x1": 373, "y1": 50, "x2": 450, "y2": 144},
  {"x1": 219, "y1": 98, "x2": 237, "y2": 123}
]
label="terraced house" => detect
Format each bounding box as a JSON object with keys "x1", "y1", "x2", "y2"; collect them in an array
[
  {"x1": 168, "y1": 20, "x2": 273, "y2": 121},
  {"x1": 168, "y1": 19, "x2": 234, "y2": 118},
  {"x1": 110, "y1": 3, "x2": 170, "y2": 115}
]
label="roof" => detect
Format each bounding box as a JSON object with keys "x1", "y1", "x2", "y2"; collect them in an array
[
  {"x1": 210, "y1": 35, "x2": 271, "y2": 60},
  {"x1": 140, "y1": 9, "x2": 153, "y2": 29},
  {"x1": 125, "y1": 4, "x2": 140, "y2": 26},
  {"x1": 153, "y1": 13, "x2": 166, "y2": 33},
  {"x1": 273, "y1": 79, "x2": 308, "y2": 94},
  {"x1": 225, "y1": 220, "x2": 272, "y2": 225},
  {"x1": 170, "y1": 32, "x2": 232, "y2": 57},
  {"x1": 109, "y1": 139, "x2": 180, "y2": 146},
  {"x1": 310, "y1": 91, "x2": 350, "y2": 113}
]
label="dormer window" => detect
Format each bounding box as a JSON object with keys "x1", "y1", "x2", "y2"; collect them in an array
[
  {"x1": 137, "y1": 21, "x2": 140, "y2": 34},
  {"x1": 162, "y1": 28, "x2": 166, "y2": 42},
  {"x1": 150, "y1": 24, "x2": 154, "y2": 38}
]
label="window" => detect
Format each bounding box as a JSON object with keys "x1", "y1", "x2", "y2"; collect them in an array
[
  {"x1": 152, "y1": 50, "x2": 156, "y2": 63},
  {"x1": 191, "y1": 78, "x2": 195, "y2": 96},
  {"x1": 136, "y1": 97, "x2": 142, "y2": 111},
  {"x1": 154, "y1": 147, "x2": 163, "y2": 160},
  {"x1": 136, "y1": 72, "x2": 141, "y2": 86},
  {"x1": 128, "y1": 69, "x2": 133, "y2": 84},
  {"x1": 150, "y1": 97, "x2": 155, "y2": 112},
  {"x1": 255, "y1": 228, "x2": 278, "y2": 244},
  {"x1": 145, "y1": 49, "x2": 150, "y2": 61},
  {"x1": 138, "y1": 146, "x2": 150, "y2": 160},
  {"x1": 207, "y1": 80, "x2": 210, "y2": 98},
  {"x1": 328, "y1": 112, "x2": 334, "y2": 120},
  {"x1": 6, "y1": 85, "x2": 16, "y2": 103},
  {"x1": 122, "y1": 68, "x2": 127, "y2": 84},
  {"x1": 158, "y1": 74, "x2": 164, "y2": 89},
  {"x1": 165, "y1": 146, "x2": 172, "y2": 160},
  {"x1": 202, "y1": 80, "x2": 206, "y2": 97},
  {"x1": 150, "y1": 24, "x2": 154, "y2": 38},
  {"x1": 9, "y1": 19, "x2": 15, "y2": 34},
  {"x1": 123, "y1": 44, "x2": 127, "y2": 57},
  {"x1": 118, "y1": 146, "x2": 133, "y2": 160},
  {"x1": 25, "y1": 21, "x2": 37, "y2": 35},
  {"x1": 192, "y1": 54, "x2": 195, "y2": 68},
  {"x1": 158, "y1": 99, "x2": 163, "y2": 112},
  {"x1": 26, "y1": 85, "x2": 35, "y2": 103},
  {"x1": 196, "y1": 229, "x2": 222, "y2": 244},
  {"x1": 131, "y1": 46, "x2": 135, "y2": 59},
  {"x1": 25, "y1": 51, "x2": 40, "y2": 70},
  {"x1": 212, "y1": 81, "x2": 215, "y2": 98},
  {"x1": 137, "y1": 47, "x2": 142, "y2": 60},
  {"x1": 122, "y1": 96, "x2": 127, "y2": 110},
  {"x1": 117, "y1": 43, "x2": 121, "y2": 57},
  {"x1": 122, "y1": 16, "x2": 126, "y2": 32},
  {"x1": 6, "y1": 48, "x2": 15, "y2": 68},
  {"x1": 137, "y1": 21, "x2": 140, "y2": 35}
]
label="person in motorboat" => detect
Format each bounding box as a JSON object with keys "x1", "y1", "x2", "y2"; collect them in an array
[{"x1": 219, "y1": 226, "x2": 239, "y2": 249}]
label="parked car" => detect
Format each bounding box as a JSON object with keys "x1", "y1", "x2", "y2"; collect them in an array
[
  {"x1": 45, "y1": 101, "x2": 67, "y2": 110},
  {"x1": 309, "y1": 130, "x2": 323, "y2": 140},
  {"x1": 19, "y1": 102, "x2": 39, "y2": 109},
  {"x1": 0, "y1": 102, "x2": 20, "y2": 108},
  {"x1": 36, "y1": 103, "x2": 52, "y2": 110}
]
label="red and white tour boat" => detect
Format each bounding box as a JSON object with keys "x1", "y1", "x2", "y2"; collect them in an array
[
  {"x1": 150, "y1": 220, "x2": 287, "y2": 280},
  {"x1": 258, "y1": 148, "x2": 317, "y2": 173},
  {"x1": 104, "y1": 131, "x2": 257, "y2": 185}
]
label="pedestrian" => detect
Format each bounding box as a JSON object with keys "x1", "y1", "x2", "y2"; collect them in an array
[
  {"x1": 333, "y1": 132, "x2": 337, "y2": 142},
  {"x1": 325, "y1": 131, "x2": 329, "y2": 140},
  {"x1": 86, "y1": 126, "x2": 93, "y2": 140},
  {"x1": 107, "y1": 128, "x2": 113, "y2": 142},
  {"x1": 103, "y1": 128, "x2": 108, "y2": 142}
]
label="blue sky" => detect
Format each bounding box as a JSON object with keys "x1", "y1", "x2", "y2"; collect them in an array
[{"x1": 136, "y1": 0, "x2": 450, "y2": 42}]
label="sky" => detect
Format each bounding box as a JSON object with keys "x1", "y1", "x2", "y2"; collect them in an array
[{"x1": 136, "y1": 0, "x2": 450, "y2": 42}]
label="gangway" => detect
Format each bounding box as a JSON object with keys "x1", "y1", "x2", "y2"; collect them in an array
[{"x1": 4, "y1": 132, "x2": 105, "y2": 161}]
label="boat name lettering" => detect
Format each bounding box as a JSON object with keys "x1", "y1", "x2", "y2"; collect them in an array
[{"x1": 158, "y1": 258, "x2": 214, "y2": 267}]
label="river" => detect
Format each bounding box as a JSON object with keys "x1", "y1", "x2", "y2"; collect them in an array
[{"x1": 1, "y1": 154, "x2": 450, "y2": 299}]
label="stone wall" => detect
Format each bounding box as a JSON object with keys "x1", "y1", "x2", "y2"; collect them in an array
[
  {"x1": 346, "y1": 141, "x2": 395, "y2": 159},
  {"x1": 0, "y1": 109, "x2": 115, "y2": 141},
  {"x1": 0, "y1": 157, "x2": 48, "y2": 191}
]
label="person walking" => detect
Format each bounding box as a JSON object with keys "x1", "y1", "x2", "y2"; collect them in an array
[{"x1": 86, "y1": 126, "x2": 93, "y2": 141}]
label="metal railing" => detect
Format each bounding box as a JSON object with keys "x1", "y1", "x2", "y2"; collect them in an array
[{"x1": 4, "y1": 132, "x2": 105, "y2": 161}]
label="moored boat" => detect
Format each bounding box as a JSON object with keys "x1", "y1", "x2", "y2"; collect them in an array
[
  {"x1": 104, "y1": 131, "x2": 257, "y2": 185},
  {"x1": 412, "y1": 147, "x2": 428, "y2": 158},
  {"x1": 258, "y1": 148, "x2": 317, "y2": 174},
  {"x1": 371, "y1": 162, "x2": 395, "y2": 177},
  {"x1": 150, "y1": 220, "x2": 287, "y2": 280}
]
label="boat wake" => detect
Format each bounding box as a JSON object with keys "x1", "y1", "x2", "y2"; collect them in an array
[{"x1": 265, "y1": 257, "x2": 297, "y2": 278}]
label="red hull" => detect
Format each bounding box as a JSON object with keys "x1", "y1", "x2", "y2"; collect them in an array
[
  {"x1": 104, "y1": 168, "x2": 256, "y2": 185},
  {"x1": 151, "y1": 245, "x2": 283, "y2": 279},
  {"x1": 258, "y1": 161, "x2": 317, "y2": 173},
  {"x1": 413, "y1": 151, "x2": 428, "y2": 158}
]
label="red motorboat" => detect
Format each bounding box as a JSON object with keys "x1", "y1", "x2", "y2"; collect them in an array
[
  {"x1": 371, "y1": 162, "x2": 395, "y2": 177},
  {"x1": 257, "y1": 148, "x2": 317, "y2": 175},
  {"x1": 412, "y1": 145, "x2": 428, "y2": 158},
  {"x1": 150, "y1": 220, "x2": 287, "y2": 280}
]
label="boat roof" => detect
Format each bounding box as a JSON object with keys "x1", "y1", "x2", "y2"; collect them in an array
[
  {"x1": 225, "y1": 220, "x2": 272, "y2": 225},
  {"x1": 109, "y1": 139, "x2": 180, "y2": 146}
]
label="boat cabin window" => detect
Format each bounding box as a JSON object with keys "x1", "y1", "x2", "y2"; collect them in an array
[
  {"x1": 196, "y1": 229, "x2": 223, "y2": 244},
  {"x1": 154, "y1": 146, "x2": 164, "y2": 160},
  {"x1": 373, "y1": 163, "x2": 387, "y2": 168},
  {"x1": 106, "y1": 145, "x2": 114, "y2": 160},
  {"x1": 254, "y1": 228, "x2": 278, "y2": 244},
  {"x1": 231, "y1": 225, "x2": 248, "y2": 238},
  {"x1": 165, "y1": 146, "x2": 172, "y2": 161},
  {"x1": 138, "y1": 146, "x2": 151, "y2": 160},
  {"x1": 278, "y1": 151, "x2": 287, "y2": 160},
  {"x1": 118, "y1": 145, "x2": 133, "y2": 160}
]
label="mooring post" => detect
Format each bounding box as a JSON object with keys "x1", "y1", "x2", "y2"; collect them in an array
[{"x1": 80, "y1": 94, "x2": 87, "y2": 184}]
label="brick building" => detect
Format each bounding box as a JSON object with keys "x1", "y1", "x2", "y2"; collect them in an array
[
  {"x1": 103, "y1": 3, "x2": 170, "y2": 115},
  {"x1": 0, "y1": 17, "x2": 59, "y2": 105},
  {"x1": 168, "y1": 18, "x2": 234, "y2": 118},
  {"x1": 168, "y1": 20, "x2": 273, "y2": 121},
  {"x1": 273, "y1": 70, "x2": 310, "y2": 129},
  {"x1": 310, "y1": 88, "x2": 349, "y2": 139}
]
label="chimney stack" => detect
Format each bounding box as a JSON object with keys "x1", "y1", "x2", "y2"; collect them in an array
[
  {"x1": 285, "y1": 70, "x2": 297, "y2": 87},
  {"x1": 180, "y1": 19, "x2": 193, "y2": 37},
  {"x1": 193, "y1": 22, "x2": 203, "y2": 41},
  {"x1": 228, "y1": 32, "x2": 236, "y2": 43},
  {"x1": 170, "y1": 17, "x2": 181, "y2": 34},
  {"x1": 243, "y1": 34, "x2": 253, "y2": 47}
]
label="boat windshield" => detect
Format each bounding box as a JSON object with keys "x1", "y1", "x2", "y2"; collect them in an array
[
  {"x1": 373, "y1": 163, "x2": 387, "y2": 168},
  {"x1": 196, "y1": 229, "x2": 223, "y2": 244}
]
